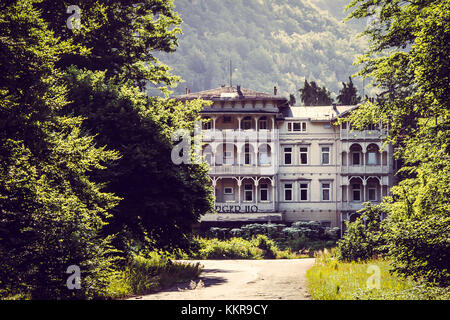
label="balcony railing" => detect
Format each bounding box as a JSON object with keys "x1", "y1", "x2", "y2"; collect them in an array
[
  {"x1": 209, "y1": 164, "x2": 276, "y2": 175},
  {"x1": 341, "y1": 165, "x2": 390, "y2": 175},
  {"x1": 201, "y1": 129, "x2": 276, "y2": 142},
  {"x1": 340, "y1": 129, "x2": 387, "y2": 140}
]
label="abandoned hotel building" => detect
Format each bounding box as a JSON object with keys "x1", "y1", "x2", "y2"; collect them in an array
[{"x1": 177, "y1": 86, "x2": 395, "y2": 232}]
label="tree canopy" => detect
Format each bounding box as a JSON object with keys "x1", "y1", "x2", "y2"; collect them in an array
[
  {"x1": 343, "y1": 0, "x2": 450, "y2": 285},
  {"x1": 299, "y1": 79, "x2": 333, "y2": 106}
]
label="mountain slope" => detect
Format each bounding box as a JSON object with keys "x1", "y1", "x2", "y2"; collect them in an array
[{"x1": 158, "y1": 0, "x2": 367, "y2": 98}]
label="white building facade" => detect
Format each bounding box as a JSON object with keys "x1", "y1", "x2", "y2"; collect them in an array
[{"x1": 177, "y1": 86, "x2": 394, "y2": 230}]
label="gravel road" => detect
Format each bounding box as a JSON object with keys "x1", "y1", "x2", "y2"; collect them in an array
[{"x1": 128, "y1": 258, "x2": 315, "y2": 300}]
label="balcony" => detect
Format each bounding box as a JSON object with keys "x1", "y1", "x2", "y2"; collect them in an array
[
  {"x1": 340, "y1": 129, "x2": 387, "y2": 140},
  {"x1": 201, "y1": 129, "x2": 276, "y2": 142},
  {"x1": 340, "y1": 201, "x2": 381, "y2": 211},
  {"x1": 341, "y1": 165, "x2": 390, "y2": 175},
  {"x1": 209, "y1": 164, "x2": 276, "y2": 176}
]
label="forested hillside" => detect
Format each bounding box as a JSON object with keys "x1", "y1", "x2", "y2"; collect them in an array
[{"x1": 158, "y1": 0, "x2": 368, "y2": 99}]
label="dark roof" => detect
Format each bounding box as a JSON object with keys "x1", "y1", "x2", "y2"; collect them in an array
[{"x1": 175, "y1": 86, "x2": 288, "y2": 104}]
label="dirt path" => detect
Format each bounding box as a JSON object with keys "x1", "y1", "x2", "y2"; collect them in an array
[{"x1": 129, "y1": 258, "x2": 315, "y2": 300}]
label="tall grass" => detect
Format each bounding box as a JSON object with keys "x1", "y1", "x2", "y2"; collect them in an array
[
  {"x1": 107, "y1": 252, "x2": 203, "y2": 299},
  {"x1": 306, "y1": 249, "x2": 449, "y2": 300}
]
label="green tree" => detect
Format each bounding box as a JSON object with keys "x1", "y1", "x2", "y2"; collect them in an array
[
  {"x1": 37, "y1": 0, "x2": 182, "y2": 91},
  {"x1": 337, "y1": 76, "x2": 361, "y2": 105},
  {"x1": 0, "y1": 0, "x2": 120, "y2": 299},
  {"x1": 345, "y1": 0, "x2": 450, "y2": 285},
  {"x1": 299, "y1": 79, "x2": 333, "y2": 106},
  {"x1": 63, "y1": 69, "x2": 214, "y2": 252}
]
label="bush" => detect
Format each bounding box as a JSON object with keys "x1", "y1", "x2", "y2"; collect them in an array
[
  {"x1": 336, "y1": 203, "x2": 385, "y2": 262},
  {"x1": 107, "y1": 252, "x2": 203, "y2": 298},
  {"x1": 253, "y1": 235, "x2": 278, "y2": 259},
  {"x1": 192, "y1": 237, "x2": 263, "y2": 259}
]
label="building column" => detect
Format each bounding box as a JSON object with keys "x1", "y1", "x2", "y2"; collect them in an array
[
  {"x1": 237, "y1": 178, "x2": 242, "y2": 205},
  {"x1": 254, "y1": 179, "x2": 259, "y2": 204},
  {"x1": 271, "y1": 177, "x2": 276, "y2": 211},
  {"x1": 363, "y1": 179, "x2": 367, "y2": 202}
]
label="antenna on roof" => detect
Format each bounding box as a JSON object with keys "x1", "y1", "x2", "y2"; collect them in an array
[{"x1": 229, "y1": 58, "x2": 232, "y2": 87}]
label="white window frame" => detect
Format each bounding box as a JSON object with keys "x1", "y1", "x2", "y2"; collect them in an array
[
  {"x1": 352, "y1": 184, "x2": 362, "y2": 202},
  {"x1": 284, "y1": 183, "x2": 293, "y2": 201},
  {"x1": 299, "y1": 146, "x2": 309, "y2": 165},
  {"x1": 244, "y1": 184, "x2": 253, "y2": 202},
  {"x1": 283, "y1": 146, "x2": 293, "y2": 165},
  {"x1": 321, "y1": 146, "x2": 331, "y2": 165},
  {"x1": 260, "y1": 183, "x2": 269, "y2": 202},
  {"x1": 244, "y1": 144, "x2": 252, "y2": 165},
  {"x1": 368, "y1": 185, "x2": 377, "y2": 201},
  {"x1": 224, "y1": 187, "x2": 234, "y2": 195},
  {"x1": 321, "y1": 182, "x2": 332, "y2": 201},
  {"x1": 352, "y1": 152, "x2": 361, "y2": 166},
  {"x1": 223, "y1": 150, "x2": 233, "y2": 165},
  {"x1": 299, "y1": 182, "x2": 310, "y2": 201},
  {"x1": 287, "y1": 121, "x2": 307, "y2": 132}
]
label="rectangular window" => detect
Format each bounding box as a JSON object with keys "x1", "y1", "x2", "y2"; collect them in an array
[
  {"x1": 223, "y1": 151, "x2": 233, "y2": 165},
  {"x1": 287, "y1": 121, "x2": 307, "y2": 132},
  {"x1": 352, "y1": 184, "x2": 361, "y2": 201},
  {"x1": 259, "y1": 119, "x2": 267, "y2": 130},
  {"x1": 352, "y1": 152, "x2": 361, "y2": 165},
  {"x1": 204, "y1": 152, "x2": 212, "y2": 165},
  {"x1": 244, "y1": 144, "x2": 251, "y2": 165},
  {"x1": 299, "y1": 147, "x2": 308, "y2": 164},
  {"x1": 224, "y1": 187, "x2": 234, "y2": 195},
  {"x1": 203, "y1": 119, "x2": 212, "y2": 130},
  {"x1": 321, "y1": 146, "x2": 330, "y2": 165},
  {"x1": 299, "y1": 182, "x2": 309, "y2": 201},
  {"x1": 368, "y1": 186, "x2": 377, "y2": 201},
  {"x1": 284, "y1": 183, "x2": 293, "y2": 201},
  {"x1": 321, "y1": 182, "x2": 331, "y2": 201},
  {"x1": 368, "y1": 152, "x2": 377, "y2": 165},
  {"x1": 244, "y1": 184, "x2": 253, "y2": 202},
  {"x1": 242, "y1": 119, "x2": 252, "y2": 130},
  {"x1": 260, "y1": 183, "x2": 268, "y2": 201},
  {"x1": 284, "y1": 147, "x2": 292, "y2": 165}
]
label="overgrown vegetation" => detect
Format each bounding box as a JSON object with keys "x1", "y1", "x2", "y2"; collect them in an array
[
  {"x1": 0, "y1": 0, "x2": 211, "y2": 300},
  {"x1": 205, "y1": 222, "x2": 339, "y2": 254},
  {"x1": 339, "y1": 0, "x2": 450, "y2": 289},
  {"x1": 180, "y1": 235, "x2": 306, "y2": 260},
  {"x1": 107, "y1": 252, "x2": 203, "y2": 299},
  {"x1": 307, "y1": 250, "x2": 450, "y2": 300}
]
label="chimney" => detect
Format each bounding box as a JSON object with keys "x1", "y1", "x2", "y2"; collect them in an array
[
  {"x1": 237, "y1": 85, "x2": 243, "y2": 98},
  {"x1": 188, "y1": 89, "x2": 191, "y2": 94},
  {"x1": 274, "y1": 86, "x2": 277, "y2": 95},
  {"x1": 185, "y1": 88, "x2": 188, "y2": 94}
]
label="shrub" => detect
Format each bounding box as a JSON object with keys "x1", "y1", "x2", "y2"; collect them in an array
[
  {"x1": 253, "y1": 235, "x2": 278, "y2": 259},
  {"x1": 107, "y1": 252, "x2": 203, "y2": 298},
  {"x1": 336, "y1": 203, "x2": 384, "y2": 262},
  {"x1": 193, "y1": 237, "x2": 263, "y2": 259}
]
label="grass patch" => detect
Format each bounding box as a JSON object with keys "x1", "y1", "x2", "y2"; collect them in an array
[
  {"x1": 107, "y1": 251, "x2": 203, "y2": 299},
  {"x1": 306, "y1": 249, "x2": 450, "y2": 300}
]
